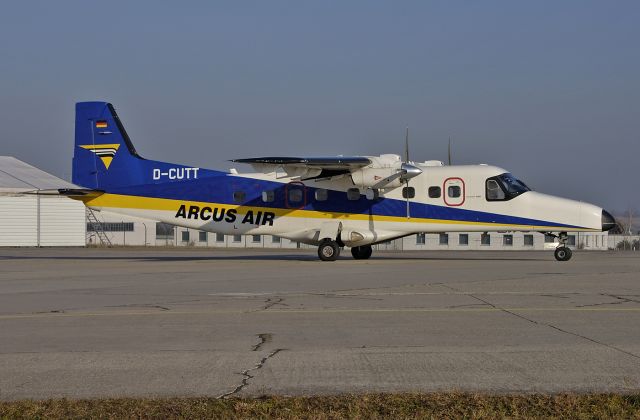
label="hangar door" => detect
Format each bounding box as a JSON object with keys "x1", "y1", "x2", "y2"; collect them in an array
[{"x1": 0, "y1": 195, "x2": 85, "y2": 246}]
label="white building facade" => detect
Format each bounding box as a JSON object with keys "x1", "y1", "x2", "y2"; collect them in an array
[
  {"x1": 0, "y1": 157, "x2": 85, "y2": 247},
  {"x1": 92, "y1": 210, "x2": 609, "y2": 251}
]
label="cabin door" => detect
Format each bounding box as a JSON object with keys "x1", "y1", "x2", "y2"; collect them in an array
[
  {"x1": 443, "y1": 177, "x2": 465, "y2": 207},
  {"x1": 285, "y1": 182, "x2": 307, "y2": 209}
]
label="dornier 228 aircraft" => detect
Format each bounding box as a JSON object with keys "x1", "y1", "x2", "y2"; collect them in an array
[{"x1": 67, "y1": 102, "x2": 616, "y2": 261}]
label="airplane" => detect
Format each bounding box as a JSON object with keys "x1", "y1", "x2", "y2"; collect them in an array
[{"x1": 65, "y1": 101, "x2": 616, "y2": 261}]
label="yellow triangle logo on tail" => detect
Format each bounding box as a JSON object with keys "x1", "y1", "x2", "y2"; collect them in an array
[{"x1": 79, "y1": 144, "x2": 121, "y2": 169}]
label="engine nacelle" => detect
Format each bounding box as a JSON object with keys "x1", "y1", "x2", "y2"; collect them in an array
[
  {"x1": 339, "y1": 229, "x2": 375, "y2": 247},
  {"x1": 350, "y1": 162, "x2": 422, "y2": 189},
  {"x1": 350, "y1": 167, "x2": 403, "y2": 189}
]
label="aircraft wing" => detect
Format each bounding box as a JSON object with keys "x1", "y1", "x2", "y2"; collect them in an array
[
  {"x1": 232, "y1": 156, "x2": 372, "y2": 180},
  {"x1": 232, "y1": 156, "x2": 371, "y2": 170}
]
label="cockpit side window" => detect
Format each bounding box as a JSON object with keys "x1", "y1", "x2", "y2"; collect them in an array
[
  {"x1": 486, "y1": 173, "x2": 530, "y2": 201},
  {"x1": 486, "y1": 179, "x2": 505, "y2": 201}
]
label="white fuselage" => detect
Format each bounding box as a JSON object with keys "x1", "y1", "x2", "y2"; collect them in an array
[{"x1": 84, "y1": 163, "x2": 603, "y2": 247}]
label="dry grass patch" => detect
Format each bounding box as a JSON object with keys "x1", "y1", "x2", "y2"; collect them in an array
[{"x1": 1, "y1": 393, "x2": 640, "y2": 419}]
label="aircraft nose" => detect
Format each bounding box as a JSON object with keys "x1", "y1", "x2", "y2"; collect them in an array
[{"x1": 602, "y1": 209, "x2": 616, "y2": 232}]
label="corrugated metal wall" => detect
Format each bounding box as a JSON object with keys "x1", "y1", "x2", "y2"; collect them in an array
[
  {"x1": 39, "y1": 196, "x2": 86, "y2": 246},
  {"x1": 0, "y1": 195, "x2": 38, "y2": 246},
  {"x1": 0, "y1": 195, "x2": 85, "y2": 246}
]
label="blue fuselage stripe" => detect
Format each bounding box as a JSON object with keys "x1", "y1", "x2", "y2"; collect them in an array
[{"x1": 105, "y1": 175, "x2": 584, "y2": 229}]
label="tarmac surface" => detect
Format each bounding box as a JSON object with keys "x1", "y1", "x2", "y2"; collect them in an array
[{"x1": 0, "y1": 247, "x2": 639, "y2": 400}]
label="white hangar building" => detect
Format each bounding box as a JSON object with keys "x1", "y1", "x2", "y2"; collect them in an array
[{"x1": 0, "y1": 156, "x2": 85, "y2": 247}]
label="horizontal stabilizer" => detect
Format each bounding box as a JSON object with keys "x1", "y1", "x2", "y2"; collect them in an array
[{"x1": 57, "y1": 188, "x2": 104, "y2": 197}]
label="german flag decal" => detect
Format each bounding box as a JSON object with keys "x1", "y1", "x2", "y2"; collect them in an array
[
  {"x1": 79, "y1": 144, "x2": 120, "y2": 169},
  {"x1": 95, "y1": 120, "x2": 108, "y2": 129}
]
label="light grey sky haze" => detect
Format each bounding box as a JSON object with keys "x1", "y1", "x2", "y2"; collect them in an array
[{"x1": 0, "y1": 1, "x2": 638, "y2": 211}]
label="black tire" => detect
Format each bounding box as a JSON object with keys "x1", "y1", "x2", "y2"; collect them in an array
[
  {"x1": 318, "y1": 239, "x2": 340, "y2": 261},
  {"x1": 351, "y1": 245, "x2": 373, "y2": 260},
  {"x1": 554, "y1": 246, "x2": 572, "y2": 261}
]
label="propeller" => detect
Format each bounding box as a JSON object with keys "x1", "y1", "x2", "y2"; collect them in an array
[
  {"x1": 401, "y1": 127, "x2": 423, "y2": 218},
  {"x1": 370, "y1": 128, "x2": 421, "y2": 216}
]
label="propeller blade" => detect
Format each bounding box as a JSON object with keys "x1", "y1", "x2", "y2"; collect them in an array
[
  {"x1": 405, "y1": 127, "x2": 411, "y2": 218},
  {"x1": 404, "y1": 127, "x2": 410, "y2": 162}
]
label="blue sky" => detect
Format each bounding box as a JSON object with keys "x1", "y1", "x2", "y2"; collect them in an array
[{"x1": 1, "y1": 1, "x2": 638, "y2": 211}]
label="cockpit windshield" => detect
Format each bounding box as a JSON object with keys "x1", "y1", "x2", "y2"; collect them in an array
[{"x1": 486, "y1": 173, "x2": 531, "y2": 201}]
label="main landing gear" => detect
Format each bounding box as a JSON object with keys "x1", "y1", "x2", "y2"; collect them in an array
[
  {"x1": 317, "y1": 241, "x2": 373, "y2": 261},
  {"x1": 318, "y1": 239, "x2": 340, "y2": 261},
  {"x1": 553, "y1": 232, "x2": 573, "y2": 262},
  {"x1": 351, "y1": 245, "x2": 373, "y2": 260}
]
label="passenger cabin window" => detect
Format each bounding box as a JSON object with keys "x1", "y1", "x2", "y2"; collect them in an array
[
  {"x1": 347, "y1": 188, "x2": 360, "y2": 201},
  {"x1": 315, "y1": 189, "x2": 328, "y2": 201},
  {"x1": 288, "y1": 188, "x2": 303, "y2": 203},
  {"x1": 459, "y1": 234, "x2": 469, "y2": 246},
  {"x1": 233, "y1": 191, "x2": 245, "y2": 203},
  {"x1": 402, "y1": 187, "x2": 415, "y2": 199},
  {"x1": 448, "y1": 185, "x2": 461, "y2": 198},
  {"x1": 262, "y1": 191, "x2": 274, "y2": 202},
  {"x1": 486, "y1": 173, "x2": 530, "y2": 201},
  {"x1": 428, "y1": 186, "x2": 441, "y2": 198}
]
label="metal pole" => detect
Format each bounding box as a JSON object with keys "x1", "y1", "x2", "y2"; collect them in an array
[
  {"x1": 36, "y1": 192, "x2": 41, "y2": 247},
  {"x1": 142, "y1": 222, "x2": 147, "y2": 246}
]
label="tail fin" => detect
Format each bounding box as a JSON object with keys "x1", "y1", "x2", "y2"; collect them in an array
[{"x1": 73, "y1": 102, "x2": 219, "y2": 189}]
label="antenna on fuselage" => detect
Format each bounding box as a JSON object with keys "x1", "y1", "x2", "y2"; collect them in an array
[{"x1": 448, "y1": 137, "x2": 452, "y2": 166}]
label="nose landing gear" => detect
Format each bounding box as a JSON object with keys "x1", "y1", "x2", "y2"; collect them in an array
[
  {"x1": 553, "y1": 232, "x2": 573, "y2": 262},
  {"x1": 554, "y1": 246, "x2": 572, "y2": 261}
]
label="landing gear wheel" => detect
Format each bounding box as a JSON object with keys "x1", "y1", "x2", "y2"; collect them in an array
[
  {"x1": 318, "y1": 239, "x2": 340, "y2": 261},
  {"x1": 351, "y1": 245, "x2": 373, "y2": 260},
  {"x1": 554, "y1": 246, "x2": 572, "y2": 261}
]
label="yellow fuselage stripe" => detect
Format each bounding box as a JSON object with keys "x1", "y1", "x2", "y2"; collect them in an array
[{"x1": 83, "y1": 193, "x2": 597, "y2": 231}]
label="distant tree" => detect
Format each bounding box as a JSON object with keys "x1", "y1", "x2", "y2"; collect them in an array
[
  {"x1": 616, "y1": 240, "x2": 632, "y2": 250},
  {"x1": 611, "y1": 208, "x2": 637, "y2": 234},
  {"x1": 622, "y1": 208, "x2": 637, "y2": 235}
]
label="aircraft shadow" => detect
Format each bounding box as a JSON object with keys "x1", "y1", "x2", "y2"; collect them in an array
[{"x1": 0, "y1": 253, "x2": 550, "y2": 262}]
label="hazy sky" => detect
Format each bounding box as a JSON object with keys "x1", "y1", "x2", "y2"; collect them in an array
[{"x1": 1, "y1": 1, "x2": 638, "y2": 212}]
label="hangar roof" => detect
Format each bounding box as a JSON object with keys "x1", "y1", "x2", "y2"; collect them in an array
[{"x1": 0, "y1": 156, "x2": 77, "y2": 193}]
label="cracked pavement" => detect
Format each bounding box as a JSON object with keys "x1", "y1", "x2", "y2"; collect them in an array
[{"x1": 0, "y1": 247, "x2": 639, "y2": 400}]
